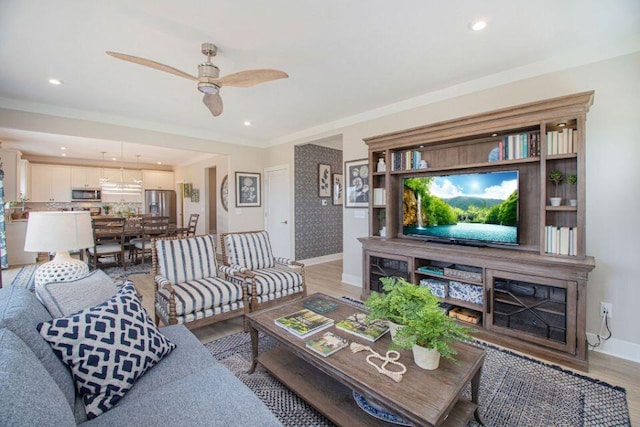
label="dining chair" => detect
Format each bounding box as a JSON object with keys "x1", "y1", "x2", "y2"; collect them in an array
[
  {"x1": 186, "y1": 213, "x2": 199, "y2": 237},
  {"x1": 131, "y1": 216, "x2": 170, "y2": 266},
  {"x1": 87, "y1": 217, "x2": 127, "y2": 270}
]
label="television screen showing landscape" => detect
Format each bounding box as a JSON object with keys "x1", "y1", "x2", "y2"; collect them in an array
[{"x1": 403, "y1": 171, "x2": 519, "y2": 245}]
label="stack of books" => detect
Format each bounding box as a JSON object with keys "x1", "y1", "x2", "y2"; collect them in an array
[{"x1": 274, "y1": 309, "x2": 334, "y2": 339}]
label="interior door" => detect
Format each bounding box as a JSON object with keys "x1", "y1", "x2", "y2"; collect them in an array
[{"x1": 265, "y1": 166, "x2": 292, "y2": 258}]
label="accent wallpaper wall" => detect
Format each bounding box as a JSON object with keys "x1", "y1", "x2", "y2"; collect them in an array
[{"x1": 294, "y1": 144, "x2": 343, "y2": 260}]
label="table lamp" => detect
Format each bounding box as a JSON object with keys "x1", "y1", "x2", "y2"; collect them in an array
[{"x1": 24, "y1": 211, "x2": 94, "y2": 286}]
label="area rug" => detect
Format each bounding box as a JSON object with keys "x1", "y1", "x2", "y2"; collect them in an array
[
  {"x1": 7, "y1": 263, "x2": 151, "y2": 291},
  {"x1": 205, "y1": 331, "x2": 630, "y2": 427}
]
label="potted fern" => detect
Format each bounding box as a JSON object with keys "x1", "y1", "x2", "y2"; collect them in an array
[{"x1": 365, "y1": 276, "x2": 434, "y2": 341}]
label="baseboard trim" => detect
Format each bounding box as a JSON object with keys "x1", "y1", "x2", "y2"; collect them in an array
[
  {"x1": 586, "y1": 333, "x2": 640, "y2": 364},
  {"x1": 299, "y1": 253, "x2": 343, "y2": 266},
  {"x1": 341, "y1": 273, "x2": 361, "y2": 288}
]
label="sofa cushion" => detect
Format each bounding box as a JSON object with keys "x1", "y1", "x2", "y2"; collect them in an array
[
  {"x1": 35, "y1": 269, "x2": 119, "y2": 318},
  {"x1": 156, "y1": 276, "x2": 244, "y2": 316},
  {"x1": 80, "y1": 363, "x2": 283, "y2": 427},
  {"x1": 224, "y1": 231, "x2": 275, "y2": 270},
  {"x1": 155, "y1": 235, "x2": 219, "y2": 283},
  {"x1": 38, "y1": 283, "x2": 176, "y2": 419},
  {"x1": 0, "y1": 286, "x2": 76, "y2": 409},
  {"x1": 0, "y1": 328, "x2": 76, "y2": 426},
  {"x1": 250, "y1": 268, "x2": 304, "y2": 296}
]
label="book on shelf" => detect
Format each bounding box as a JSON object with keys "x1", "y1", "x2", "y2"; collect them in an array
[
  {"x1": 274, "y1": 309, "x2": 334, "y2": 339},
  {"x1": 544, "y1": 225, "x2": 577, "y2": 256},
  {"x1": 373, "y1": 188, "x2": 386, "y2": 205},
  {"x1": 303, "y1": 296, "x2": 339, "y2": 314},
  {"x1": 417, "y1": 265, "x2": 445, "y2": 275},
  {"x1": 391, "y1": 149, "x2": 423, "y2": 171},
  {"x1": 335, "y1": 313, "x2": 389, "y2": 342},
  {"x1": 546, "y1": 128, "x2": 577, "y2": 155},
  {"x1": 500, "y1": 132, "x2": 540, "y2": 160},
  {"x1": 305, "y1": 332, "x2": 349, "y2": 357}
]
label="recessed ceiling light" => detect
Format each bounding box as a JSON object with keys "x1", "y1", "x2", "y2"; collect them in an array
[
  {"x1": 156, "y1": 161, "x2": 162, "y2": 165},
  {"x1": 469, "y1": 20, "x2": 487, "y2": 31},
  {"x1": 243, "y1": 121, "x2": 252, "y2": 127},
  {"x1": 61, "y1": 153, "x2": 67, "y2": 157},
  {"x1": 48, "y1": 78, "x2": 64, "y2": 85},
  {"x1": 491, "y1": 133, "x2": 498, "y2": 137},
  {"x1": 60, "y1": 146, "x2": 67, "y2": 150},
  {"x1": 558, "y1": 122, "x2": 566, "y2": 127},
  {"x1": 112, "y1": 157, "x2": 117, "y2": 161}
]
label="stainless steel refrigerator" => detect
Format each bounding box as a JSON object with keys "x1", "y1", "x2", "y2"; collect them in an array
[{"x1": 144, "y1": 190, "x2": 177, "y2": 225}]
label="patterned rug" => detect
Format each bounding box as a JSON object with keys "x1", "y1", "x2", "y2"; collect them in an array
[
  {"x1": 205, "y1": 332, "x2": 630, "y2": 427},
  {"x1": 7, "y1": 263, "x2": 151, "y2": 291}
]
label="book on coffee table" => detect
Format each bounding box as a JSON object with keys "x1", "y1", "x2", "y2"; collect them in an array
[
  {"x1": 335, "y1": 313, "x2": 389, "y2": 342},
  {"x1": 274, "y1": 309, "x2": 334, "y2": 339},
  {"x1": 303, "y1": 296, "x2": 339, "y2": 314},
  {"x1": 305, "y1": 332, "x2": 349, "y2": 357}
]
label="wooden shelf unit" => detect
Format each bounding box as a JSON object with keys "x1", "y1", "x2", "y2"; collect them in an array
[{"x1": 360, "y1": 92, "x2": 596, "y2": 370}]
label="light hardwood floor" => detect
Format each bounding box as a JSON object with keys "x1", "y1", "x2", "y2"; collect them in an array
[{"x1": 4, "y1": 260, "x2": 636, "y2": 423}]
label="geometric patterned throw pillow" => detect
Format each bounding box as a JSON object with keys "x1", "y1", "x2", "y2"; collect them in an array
[{"x1": 37, "y1": 283, "x2": 176, "y2": 419}]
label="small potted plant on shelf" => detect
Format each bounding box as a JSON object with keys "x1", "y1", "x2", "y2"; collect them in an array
[
  {"x1": 567, "y1": 174, "x2": 578, "y2": 207},
  {"x1": 102, "y1": 204, "x2": 112, "y2": 215},
  {"x1": 548, "y1": 170, "x2": 564, "y2": 206}
]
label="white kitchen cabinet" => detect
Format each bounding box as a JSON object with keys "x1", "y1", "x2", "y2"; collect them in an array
[
  {"x1": 71, "y1": 167, "x2": 102, "y2": 188},
  {"x1": 0, "y1": 149, "x2": 23, "y2": 202},
  {"x1": 30, "y1": 164, "x2": 72, "y2": 202},
  {"x1": 142, "y1": 170, "x2": 174, "y2": 190},
  {"x1": 101, "y1": 168, "x2": 143, "y2": 203}
]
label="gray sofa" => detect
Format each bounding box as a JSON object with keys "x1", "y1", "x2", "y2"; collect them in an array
[{"x1": 0, "y1": 285, "x2": 282, "y2": 426}]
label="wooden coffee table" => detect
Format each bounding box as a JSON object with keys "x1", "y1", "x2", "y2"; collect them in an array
[{"x1": 247, "y1": 293, "x2": 485, "y2": 427}]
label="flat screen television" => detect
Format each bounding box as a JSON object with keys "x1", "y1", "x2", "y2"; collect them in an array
[{"x1": 402, "y1": 170, "x2": 519, "y2": 246}]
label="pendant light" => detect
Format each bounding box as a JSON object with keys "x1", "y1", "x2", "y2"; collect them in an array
[
  {"x1": 99, "y1": 152, "x2": 109, "y2": 184},
  {"x1": 101, "y1": 143, "x2": 142, "y2": 195}
]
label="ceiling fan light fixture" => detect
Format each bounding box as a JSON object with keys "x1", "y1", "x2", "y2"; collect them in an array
[{"x1": 198, "y1": 82, "x2": 219, "y2": 95}]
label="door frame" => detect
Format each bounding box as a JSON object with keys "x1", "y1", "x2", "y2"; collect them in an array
[{"x1": 264, "y1": 164, "x2": 293, "y2": 258}]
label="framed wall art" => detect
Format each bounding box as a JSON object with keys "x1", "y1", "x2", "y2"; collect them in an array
[
  {"x1": 235, "y1": 172, "x2": 261, "y2": 207},
  {"x1": 332, "y1": 173, "x2": 343, "y2": 205},
  {"x1": 220, "y1": 174, "x2": 229, "y2": 211},
  {"x1": 318, "y1": 164, "x2": 331, "y2": 197},
  {"x1": 183, "y1": 183, "x2": 193, "y2": 198},
  {"x1": 190, "y1": 188, "x2": 200, "y2": 203},
  {"x1": 344, "y1": 159, "x2": 369, "y2": 208}
]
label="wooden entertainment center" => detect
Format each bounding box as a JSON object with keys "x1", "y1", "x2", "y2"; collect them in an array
[{"x1": 360, "y1": 92, "x2": 596, "y2": 370}]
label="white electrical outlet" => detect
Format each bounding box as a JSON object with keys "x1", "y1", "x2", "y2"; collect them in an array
[{"x1": 600, "y1": 302, "x2": 613, "y2": 318}]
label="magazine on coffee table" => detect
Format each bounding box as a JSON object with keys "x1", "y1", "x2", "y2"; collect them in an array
[
  {"x1": 274, "y1": 308, "x2": 334, "y2": 339},
  {"x1": 306, "y1": 332, "x2": 349, "y2": 357},
  {"x1": 303, "y1": 296, "x2": 339, "y2": 314},
  {"x1": 335, "y1": 313, "x2": 389, "y2": 342}
]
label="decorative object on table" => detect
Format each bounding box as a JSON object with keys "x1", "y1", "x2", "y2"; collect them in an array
[
  {"x1": 332, "y1": 173, "x2": 343, "y2": 205},
  {"x1": 448, "y1": 307, "x2": 482, "y2": 324},
  {"x1": 352, "y1": 391, "x2": 412, "y2": 426},
  {"x1": 488, "y1": 146, "x2": 500, "y2": 162},
  {"x1": 101, "y1": 204, "x2": 111, "y2": 215},
  {"x1": 567, "y1": 174, "x2": 578, "y2": 207},
  {"x1": 220, "y1": 174, "x2": 229, "y2": 211},
  {"x1": 364, "y1": 276, "x2": 435, "y2": 342},
  {"x1": 548, "y1": 170, "x2": 564, "y2": 206},
  {"x1": 388, "y1": 286, "x2": 471, "y2": 370},
  {"x1": 303, "y1": 296, "x2": 339, "y2": 314},
  {"x1": 318, "y1": 164, "x2": 331, "y2": 197},
  {"x1": 305, "y1": 332, "x2": 348, "y2": 357},
  {"x1": 183, "y1": 183, "x2": 193, "y2": 198},
  {"x1": 274, "y1": 308, "x2": 334, "y2": 339},
  {"x1": 448, "y1": 281, "x2": 484, "y2": 304},
  {"x1": 420, "y1": 278, "x2": 448, "y2": 298},
  {"x1": 376, "y1": 157, "x2": 386, "y2": 172},
  {"x1": 335, "y1": 313, "x2": 389, "y2": 342},
  {"x1": 190, "y1": 188, "x2": 200, "y2": 203},
  {"x1": 349, "y1": 342, "x2": 406, "y2": 383},
  {"x1": 235, "y1": 172, "x2": 261, "y2": 207},
  {"x1": 344, "y1": 158, "x2": 369, "y2": 208},
  {"x1": 418, "y1": 159, "x2": 428, "y2": 169},
  {"x1": 24, "y1": 211, "x2": 94, "y2": 287}
]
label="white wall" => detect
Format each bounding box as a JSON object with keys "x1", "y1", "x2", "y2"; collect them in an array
[{"x1": 267, "y1": 52, "x2": 640, "y2": 360}]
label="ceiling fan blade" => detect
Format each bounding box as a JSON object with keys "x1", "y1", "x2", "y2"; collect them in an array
[
  {"x1": 106, "y1": 51, "x2": 197, "y2": 81},
  {"x1": 215, "y1": 69, "x2": 288, "y2": 88},
  {"x1": 203, "y1": 93, "x2": 223, "y2": 117}
]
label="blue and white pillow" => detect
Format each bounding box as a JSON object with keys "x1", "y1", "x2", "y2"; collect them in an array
[{"x1": 37, "y1": 283, "x2": 176, "y2": 419}]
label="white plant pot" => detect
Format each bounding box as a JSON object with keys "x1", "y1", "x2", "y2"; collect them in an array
[
  {"x1": 569, "y1": 199, "x2": 578, "y2": 207},
  {"x1": 412, "y1": 344, "x2": 441, "y2": 370},
  {"x1": 387, "y1": 320, "x2": 404, "y2": 342},
  {"x1": 549, "y1": 197, "x2": 562, "y2": 207}
]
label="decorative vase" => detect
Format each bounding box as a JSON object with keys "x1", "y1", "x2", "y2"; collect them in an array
[
  {"x1": 387, "y1": 320, "x2": 404, "y2": 342},
  {"x1": 549, "y1": 197, "x2": 562, "y2": 207},
  {"x1": 569, "y1": 199, "x2": 577, "y2": 207},
  {"x1": 377, "y1": 158, "x2": 386, "y2": 173},
  {"x1": 412, "y1": 344, "x2": 440, "y2": 370},
  {"x1": 379, "y1": 226, "x2": 387, "y2": 238}
]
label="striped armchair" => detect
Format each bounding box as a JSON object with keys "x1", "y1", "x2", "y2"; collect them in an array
[
  {"x1": 221, "y1": 230, "x2": 306, "y2": 312},
  {"x1": 152, "y1": 234, "x2": 247, "y2": 330}
]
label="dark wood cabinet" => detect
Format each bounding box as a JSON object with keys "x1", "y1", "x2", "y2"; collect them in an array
[{"x1": 360, "y1": 92, "x2": 596, "y2": 370}]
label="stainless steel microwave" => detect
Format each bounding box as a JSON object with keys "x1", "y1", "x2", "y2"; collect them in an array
[{"x1": 71, "y1": 188, "x2": 101, "y2": 201}]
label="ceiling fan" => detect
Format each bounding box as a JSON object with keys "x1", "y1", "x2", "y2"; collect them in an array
[{"x1": 106, "y1": 43, "x2": 288, "y2": 117}]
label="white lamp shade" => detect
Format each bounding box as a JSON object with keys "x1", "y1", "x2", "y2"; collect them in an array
[{"x1": 24, "y1": 211, "x2": 94, "y2": 253}]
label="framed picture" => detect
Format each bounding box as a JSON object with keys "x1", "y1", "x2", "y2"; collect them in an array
[
  {"x1": 183, "y1": 183, "x2": 193, "y2": 198},
  {"x1": 332, "y1": 173, "x2": 343, "y2": 205},
  {"x1": 190, "y1": 188, "x2": 200, "y2": 203},
  {"x1": 235, "y1": 172, "x2": 261, "y2": 207},
  {"x1": 344, "y1": 159, "x2": 370, "y2": 208},
  {"x1": 220, "y1": 175, "x2": 229, "y2": 211},
  {"x1": 318, "y1": 164, "x2": 331, "y2": 197}
]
